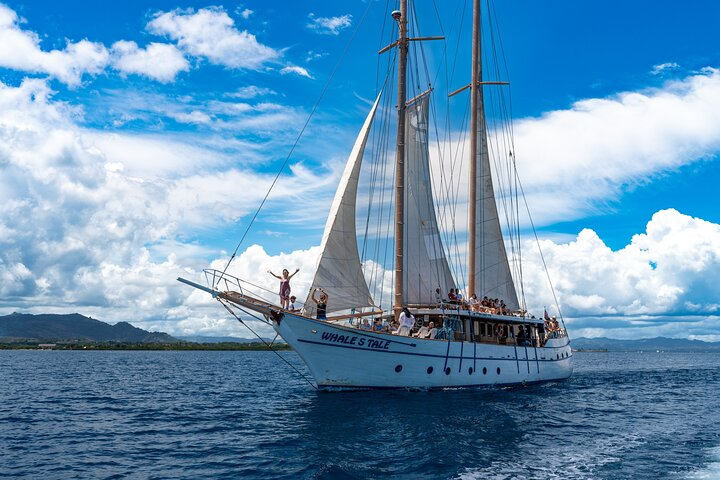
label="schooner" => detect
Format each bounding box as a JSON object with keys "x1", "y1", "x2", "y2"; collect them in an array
[{"x1": 179, "y1": 0, "x2": 573, "y2": 390}]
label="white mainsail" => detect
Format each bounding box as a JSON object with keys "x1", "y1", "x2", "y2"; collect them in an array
[
  {"x1": 403, "y1": 92, "x2": 457, "y2": 304},
  {"x1": 473, "y1": 81, "x2": 520, "y2": 309},
  {"x1": 304, "y1": 94, "x2": 381, "y2": 315}
]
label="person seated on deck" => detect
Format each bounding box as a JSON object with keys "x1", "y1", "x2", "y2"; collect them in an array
[
  {"x1": 373, "y1": 318, "x2": 387, "y2": 332},
  {"x1": 434, "y1": 287, "x2": 443, "y2": 305},
  {"x1": 359, "y1": 319, "x2": 372, "y2": 331},
  {"x1": 456, "y1": 290, "x2": 464, "y2": 304},
  {"x1": 447, "y1": 288, "x2": 458, "y2": 304},
  {"x1": 397, "y1": 307, "x2": 415, "y2": 336},
  {"x1": 288, "y1": 296, "x2": 298, "y2": 312},
  {"x1": 311, "y1": 288, "x2": 329, "y2": 321},
  {"x1": 426, "y1": 321, "x2": 437, "y2": 339},
  {"x1": 499, "y1": 300, "x2": 507, "y2": 316},
  {"x1": 413, "y1": 322, "x2": 431, "y2": 338},
  {"x1": 468, "y1": 294, "x2": 480, "y2": 311},
  {"x1": 549, "y1": 316, "x2": 562, "y2": 337}
]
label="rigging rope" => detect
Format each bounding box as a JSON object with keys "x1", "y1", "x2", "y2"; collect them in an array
[
  {"x1": 218, "y1": 298, "x2": 319, "y2": 390},
  {"x1": 214, "y1": 0, "x2": 375, "y2": 288}
]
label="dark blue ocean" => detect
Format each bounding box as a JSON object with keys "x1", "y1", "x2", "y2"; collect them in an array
[{"x1": 1, "y1": 350, "x2": 719, "y2": 479}]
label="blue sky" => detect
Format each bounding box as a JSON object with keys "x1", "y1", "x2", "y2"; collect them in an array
[{"x1": 1, "y1": 0, "x2": 719, "y2": 340}]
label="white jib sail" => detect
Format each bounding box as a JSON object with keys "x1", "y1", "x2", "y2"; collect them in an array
[
  {"x1": 403, "y1": 92, "x2": 457, "y2": 305},
  {"x1": 473, "y1": 81, "x2": 520, "y2": 309},
  {"x1": 304, "y1": 94, "x2": 381, "y2": 316}
]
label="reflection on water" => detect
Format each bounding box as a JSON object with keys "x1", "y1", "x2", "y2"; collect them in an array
[{"x1": 1, "y1": 350, "x2": 719, "y2": 479}]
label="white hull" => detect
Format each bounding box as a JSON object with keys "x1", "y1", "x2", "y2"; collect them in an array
[{"x1": 273, "y1": 311, "x2": 573, "y2": 390}]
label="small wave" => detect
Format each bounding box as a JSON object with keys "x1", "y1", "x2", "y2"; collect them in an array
[{"x1": 686, "y1": 446, "x2": 720, "y2": 479}]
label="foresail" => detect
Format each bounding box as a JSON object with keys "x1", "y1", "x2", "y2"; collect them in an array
[
  {"x1": 473, "y1": 87, "x2": 520, "y2": 309},
  {"x1": 403, "y1": 93, "x2": 456, "y2": 304},
  {"x1": 304, "y1": 94, "x2": 381, "y2": 315}
]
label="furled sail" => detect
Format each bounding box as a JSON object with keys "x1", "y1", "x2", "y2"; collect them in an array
[
  {"x1": 403, "y1": 92, "x2": 457, "y2": 304},
  {"x1": 304, "y1": 94, "x2": 381, "y2": 315},
  {"x1": 473, "y1": 83, "x2": 520, "y2": 309}
]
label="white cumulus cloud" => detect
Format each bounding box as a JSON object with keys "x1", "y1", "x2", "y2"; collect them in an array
[
  {"x1": 111, "y1": 41, "x2": 189, "y2": 82},
  {"x1": 147, "y1": 7, "x2": 279, "y2": 69},
  {"x1": 306, "y1": 13, "x2": 352, "y2": 35},
  {"x1": 280, "y1": 65, "x2": 312, "y2": 79},
  {"x1": 0, "y1": 4, "x2": 109, "y2": 86}
]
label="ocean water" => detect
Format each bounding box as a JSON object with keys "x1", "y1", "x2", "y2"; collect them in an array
[{"x1": 1, "y1": 350, "x2": 719, "y2": 479}]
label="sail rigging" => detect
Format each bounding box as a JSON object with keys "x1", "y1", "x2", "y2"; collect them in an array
[
  {"x1": 403, "y1": 92, "x2": 456, "y2": 304},
  {"x1": 469, "y1": 0, "x2": 520, "y2": 310},
  {"x1": 304, "y1": 93, "x2": 382, "y2": 316}
]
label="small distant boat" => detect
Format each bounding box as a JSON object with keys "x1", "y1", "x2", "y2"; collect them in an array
[{"x1": 180, "y1": 0, "x2": 572, "y2": 390}]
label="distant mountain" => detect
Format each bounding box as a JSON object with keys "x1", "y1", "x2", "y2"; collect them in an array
[
  {"x1": 572, "y1": 336, "x2": 720, "y2": 352},
  {"x1": 177, "y1": 335, "x2": 280, "y2": 344},
  {"x1": 0, "y1": 313, "x2": 179, "y2": 343}
]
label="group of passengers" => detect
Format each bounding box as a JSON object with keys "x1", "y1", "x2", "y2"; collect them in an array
[
  {"x1": 398, "y1": 307, "x2": 437, "y2": 339},
  {"x1": 356, "y1": 307, "x2": 438, "y2": 339},
  {"x1": 358, "y1": 318, "x2": 389, "y2": 333},
  {"x1": 543, "y1": 313, "x2": 563, "y2": 341},
  {"x1": 437, "y1": 287, "x2": 510, "y2": 315}
]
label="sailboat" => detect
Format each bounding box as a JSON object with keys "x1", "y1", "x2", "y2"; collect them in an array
[{"x1": 179, "y1": 0, "x2": 573, "y2": 390}]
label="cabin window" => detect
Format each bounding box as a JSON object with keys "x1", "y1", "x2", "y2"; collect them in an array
[{"x1": 473, "y1": 321, "x2": 480, "y2": 336}]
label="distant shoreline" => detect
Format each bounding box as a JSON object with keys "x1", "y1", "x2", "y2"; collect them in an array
[{"x1": 0, "y1": 342, "x2": 291, "y2": 351}]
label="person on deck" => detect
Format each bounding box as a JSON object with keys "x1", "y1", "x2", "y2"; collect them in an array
[
  {"x1": 448, "y1": 288, "x2": 458, "y2": 304},
  {"x1": 468, "y1": 294, "x2": 480, "y2": 311},
  {"x1": 359, "y1": 319, "x2": 372, "y2": 330},
  {"x1": 434, "y1": 287, "x2": 443, "y2": 305},
  {"x1": 268, "y1": 268, "x2": 299, "y2": 310},
  {"x1": 288, "y1": 296, "x2": 297, "y2": 311},
  {"x1": 373, "y1": 318, "x2": 387, "y2": 332},
  {"x1": 311, "y1": 288, "x2": 329, "y2": 320},
  {"x1": 413, "y1": 323, "x2": 429, "y2": 338},
  {"x1": 516, "y1": 324, "x2": 529, "y2": 346},
  {"x1": 427, "y1": 321, "x2": 437, "y2": 339},
  {"x1": 397, "y1": 307, "x2": 415, "y2": 336}
]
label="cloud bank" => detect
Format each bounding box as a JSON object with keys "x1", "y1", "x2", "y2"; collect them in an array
[{"x1": 510, "y1": 67, "x2": 720, "y2": 225}]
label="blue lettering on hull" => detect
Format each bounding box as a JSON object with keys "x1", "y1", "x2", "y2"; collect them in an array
[{"x1": 320, "y1": 331, "x2": 389, "y2": 350}]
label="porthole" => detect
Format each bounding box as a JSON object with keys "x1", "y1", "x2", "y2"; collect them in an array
[
  {"x1": 496, "y1": 367, "x2": 501, "y2": 375},
  {"x1": 427, "y1": 366, "x2": 433, "y2": 374},
  {"x1": 395, "y1": 364, "x2": 403, "y2": 373},
  {"x1": 445, "y1": 367, "x2": 451, "y2": 375},
  {"x1": 468, "y1": 367, "x2": 474, "y2": 375},
  {"x1": 483, "y1": 367, "x2": 487, "y2": 375}
]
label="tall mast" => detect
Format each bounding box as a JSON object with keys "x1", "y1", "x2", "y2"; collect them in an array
[
  {"x1": 393, "y1": 2, "x2": 408, "y2": 316},
  {"x1": 468, "y1": 0, "x2": 481, "y2": 298},
  {"x1": 378, "y1": 3, "x2": 443, "y2": 316}
]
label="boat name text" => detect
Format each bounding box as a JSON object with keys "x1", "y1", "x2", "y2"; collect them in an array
[{"x1": 320, "y1": 332, "x2": 390, "y2": 350}]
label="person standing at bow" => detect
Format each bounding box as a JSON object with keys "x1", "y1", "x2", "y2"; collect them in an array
[{"x1": 268, "y1": 268, "x2": 299, "y2": 310}]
